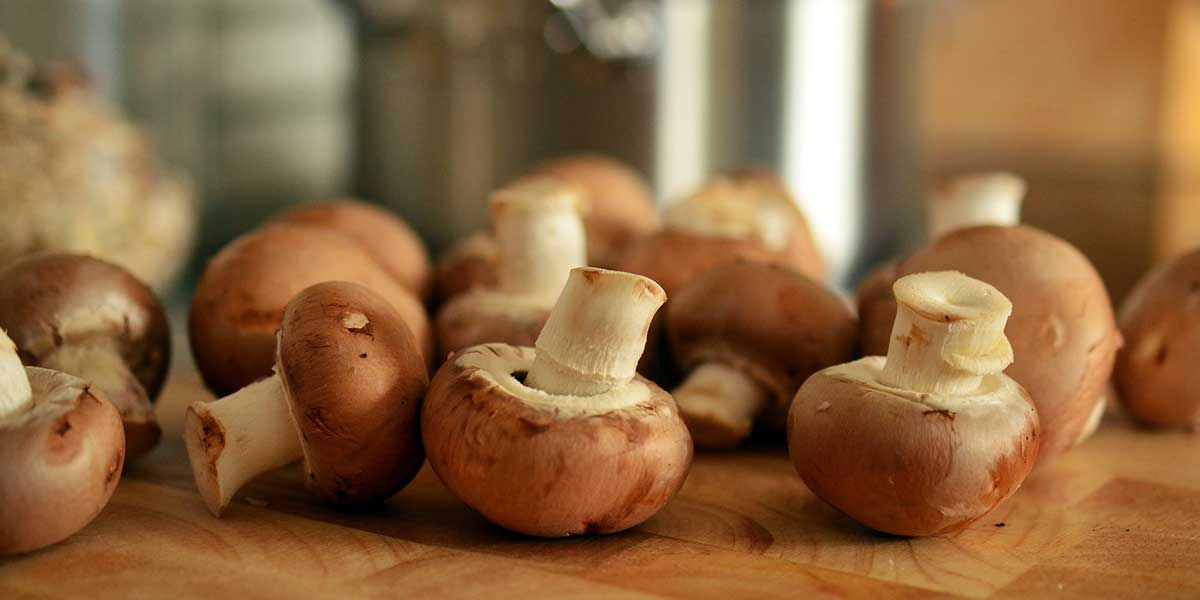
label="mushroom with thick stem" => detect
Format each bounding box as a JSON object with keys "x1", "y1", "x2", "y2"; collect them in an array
[
  {"x1": 0, "y1": 253, "x2": 170, "y2": 460},
  {"x1": 0, "y1": 328, "x2": 125, "y2": 555},
  {"x1": 435, "y1": 180, "x2": 586, "y2": 356},
  {"x1": 422, "y1": 267, "x2": 692, "y2": 537},
  {"x1": 666, "y1": 262, "x2": 857, "y2": 448},
  {"x1": 789, "y1": 271, "x2": 1040, "y2": 537},
  {"x1": 1114, "y1": 248, "x2": 1200, "y2": 429},
  {"x1": 184, "y1": 281, "x2": 428, "y2": 516},
  {"x1": 856, "y1": 172, "x2": 1026, "y2": 357},
  {"x1": 189, "y1": 222, "x2": 431, "y2": 396},
  {"x1": 274, "y1": 199, "x2": 433, "y2": 302}
]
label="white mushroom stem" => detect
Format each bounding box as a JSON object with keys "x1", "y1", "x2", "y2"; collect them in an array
[
  {"x1": 880, "y1": 271, "x2": 1014, "y2": 396},
  {"x1": 40, "y1": 339, "x2": 147, "y2": 414},
  {"x1": 491, "y1": 180, "x2": 587, "y2": 304},
  {"x1": 673, "y1": 363, "x2": 768, "y2": 445},
  {"x1": 0, "y1": 329, "x2": 32, "y2": 419},
  {"x1": 526, "y1": 267, "x2": 666, "y2": 396},
  {"x1": 183, "y1": 373, "x2": 302, "y2": 516},
  {"x1": 928, "y1": 172, "x2": 1026, "y2": 238}
]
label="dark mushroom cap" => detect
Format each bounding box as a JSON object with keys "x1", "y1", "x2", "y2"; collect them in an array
[
  {"x1": 422, "y1": 344, "x2": 692, "y2": 537},
  {"x1": 278, "y1": 281, "x2": 429, "y2": 507},
  {"x1": 855, "y1": 262, "x2": 899, "y2": 357},
  {"x1": 189, "y1": 223, "x2": 431, "y2": 396},
  {"x1": 1115, "y1": 249, "x2": 1200, "y2": 427},
  {"x1": 896, "y1": 225, "x2": 1121, "y2": 461},
  {"x1": 0, "y1": 367, "x2": 124, "y2": 554},
  {"x1": 275, "y1": 199, "x2": 433, "y2": 302}
]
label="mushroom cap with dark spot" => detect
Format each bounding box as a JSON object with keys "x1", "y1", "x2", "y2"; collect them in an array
[
  {"x1": 189, "y1": 223, "x2": 431, "y2": 396},
  {"x1": 277, "y1": 281, "x2": 429, "y2": 507},
  {"x1": 0, "y1": 367, "x2": 124, "y2": 554},
  {"x1": 1115, "y1": 248, "x2": 1200, "y2": 427},
  {"x1": 422, "y1": 344, "x2": 693, "y2": 537}
]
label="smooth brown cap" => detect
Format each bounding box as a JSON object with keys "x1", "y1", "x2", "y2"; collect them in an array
[
  {"x1": 435, "y1": 291, "x2": 550, "y2": 358},
  {"x1": 855, "y1": 261, "x2": 898, "y2": 357},
  {"x1": 277, "y1": 281, "x2": 428, "y2": 507},
  {"x1": 668, "y1": 262, "x2": 857, "y2": 412},
  {"x1": 275, "y1": 199, "x2": 433, "y2": 302},
  {"x1": 617, "y1": 231, "x2": 780, "y2": 297},
  {"x1": 0, "y1": 367, "x2": 124, "y2": 554},
  {"x1": 189, "y1": 223, "x2": 432, "y2": 396},
  {"x1": 1115, "y1": 249, "x2": 1200, "y2": 427},
  {"x1": 896, "y1": 225, "x2": 1121, "y2": 461},
  {"x1": 422, "y1": 344, "x2": 692, "y2": 537},
  {"x1": 0, "y1": 253, "x2": 169, "y2": 456},
  {"x1": 521, "y1": 154, "x2": 658, "y2": 268}
]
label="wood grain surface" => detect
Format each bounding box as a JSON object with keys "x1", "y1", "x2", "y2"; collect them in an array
[{"x1": 1, "y1": 373, "x2": 1198, "y2": 599}]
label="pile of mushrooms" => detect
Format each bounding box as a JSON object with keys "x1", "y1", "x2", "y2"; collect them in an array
[
  {"x1": 0, "y1": 328, "x2": 125, "y2": 554},
  {"x1": 435, "y1": 180, "x2": 586, "y2": 356},
  {"x1": 790, "y1": 271, "x2": 1040, "y2": 536},
  {"x1": 423, "y1": 267, "x2": 692, "y2": 537},
  {"x1": 185, "y1": 281, "x2": 428, "y2": 515}
]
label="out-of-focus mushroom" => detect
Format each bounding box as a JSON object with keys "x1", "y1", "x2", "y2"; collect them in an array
[
  {"x1": 189, "y1": 223, "x2": 431, "y2": 396},
  {"x1": 1115, "y1": 249, "x2": 1200, "y2": 429},
  {"x1": 184, "y1": 281, "x2": 428, "y2": 516},
  {"x1": 0, "y1": 329, "x2": 124, "y2": 555},
  {"x1": 422, "y1": 267, "x2": 692, "y2": 537},
  {"x1": 434, "y1": 232, "x2": 499, "y2": 304},
  {"x1": 435, "y1": 180, "x2": 586, "y2": 356},
  {"x1": 275, "y1": 199, "x2": 432, "y2": 302},
  {"x1": 667, "y1": 262, "x2": 856, "y2": 448},
  {"x1": 789, "y1": 271, "x2": 1040, "y2": 536},
  {"x1": 0, "y1": 253, "x2": 169, "y2": 459}
]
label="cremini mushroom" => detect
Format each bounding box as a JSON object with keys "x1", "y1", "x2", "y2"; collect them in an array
[
  {"x1": 857, "y1": 172, "x2": 1026, "y2": 356},
  {"x1": 667, "y1": 262, "x2": 856, "y2": 448},
  {"x1": 189, "y1": 222, "x2": 431, "y2": 396},
  {"x1": 434, "y1": 232, "x2": 499, "y2": 304},
  {"x1": 184, "y1": 281, "x2": 428, "y2": 516},
  {"x1": 1115, "y1": 249, "x2": 1200, "y2": 429},
  {"x1": 0, "y1": 328, "x2": 125, "y2": 555},
  {"x1": 0, "y1": 253, "x2": 170, "y2": 459},
  {"x1": 275, "y1": 199, "x2": 432, "y2": 302},
  {"x1": 789, "y1": 271, "x2": 1040, "y2": 536},
  {"x1": 435, "y1": 180, "x2": 586, "y2": 356},
  {"x1": 422, "y1": 267, "x2": 692, "y2": 537}
]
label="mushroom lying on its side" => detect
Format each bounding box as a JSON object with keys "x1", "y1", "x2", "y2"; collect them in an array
[
  {"x1": 423, "y1": 268, "x2": 692, "y2": 537},
  {"x1": 0, "y1": 253, "x2": 170, "y2": 460},
  {"x1": 0, "y1": 329, "x2": 125, "y2": 554},
  {"x1": 1115, "y1": 249, "x2": 1200, "y2": 429},
  {"x1": 185, "y1": 281, "x2": 428, "y2": 516},
  {"x1": 789, "y1": 271, "x2": 1040, "y2": 536}
]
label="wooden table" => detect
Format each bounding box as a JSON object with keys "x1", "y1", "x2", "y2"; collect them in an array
[{"x1": 1, "y1": 373, "x2": 1198, "y2": 599}]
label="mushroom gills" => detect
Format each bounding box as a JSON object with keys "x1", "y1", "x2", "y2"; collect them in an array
[{"x1": 672, "y1": 362, "x2": 768, "y2": 448}]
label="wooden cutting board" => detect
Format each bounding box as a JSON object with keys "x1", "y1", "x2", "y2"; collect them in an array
[{"x1": 1, "y1": 373, "x2": 1197, "y2": 599}]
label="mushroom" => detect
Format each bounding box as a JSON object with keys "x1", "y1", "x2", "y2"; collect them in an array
[
  {"x1": 184, "y1": 281, "x2": 428, "y2": 516},
  {"x1": 434, "y1": 232, "x2": 499, "y2": 304},
  {"x1": 789, "y1": 271, "x2": 1040, "y2": 536},
  {"x1": 1114, "y1": 249, "x2": 1200, "y2": 428},
  {"x1": 422, "y1": 267, "x2": 692, "y2": 537},
  {"x1": 435, "y1": 180, "x2": 586, "y2": 356},
  {"x1": 275, "y1": 199, "x2": 433, "y2": 302},
  {"x1": 189, "y1": 222, "x2": 431, "y2": 396},
  {"x1": 856, "y1": 172, "x2": 1026, "y2": 356},
  {"x1": 894, "y1": 223, "x2": 1120, "y2": 462},
  {"x1": 0, "y1": 253, "x2": 170, "y2": 459},
  {"x1": 667, "y1": 262, "x2": 857, "y2": 448},
  {"x1": 661, "y1": 168, "x2": 825, "y2": 281},
  {"x1": 0, "y1": 328, "x2": 125, "y2": 555}
]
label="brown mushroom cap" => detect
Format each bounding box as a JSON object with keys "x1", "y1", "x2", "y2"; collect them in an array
[
  {"x1": 434, "y1": 232, "x2": 499, "y2": 305},
  {"x1": 277, "y1": 281, "x2": 428, "y2": 506},
  {"x1": 894, "y1": 225, "x2": 1121, "y2": 461},
  {"x1": 275, "y1": 199, "x2": 433, "y2": 302},
  {"x1": 520, "y1": 154, "x2": 658, "y2": 268},
  {"x1": 668, "y1": 262, "x2": 857, "y2": 420},
  {"x1": 189, "y1": 223, "x2": 432, "y2": 396},
  {"x1": 0, "y1": 253, "x2": 169, "y2": 457},
  {"x1": 788, "y1": 357, "x2": 1040, "y2": 536},
  {"x1": 1115, "y1": 249, "x2": 1200, "y2": 428},
  {"x1": 855, "y1": 261, "x2": 899, "y2": 357},
  {"x1": 422, "y1": 344, "x2": 692, "y2": 537},
  {"x1": 0, "y1": 367, "x2": 124, "y2": 554},
  {"x1": 435, "y1": 292, "x2": 549, "y2": 358}
]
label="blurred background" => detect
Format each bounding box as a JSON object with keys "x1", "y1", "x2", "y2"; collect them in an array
[{"x1": 2, "y1": 0, "x2": 1198, "y2": 300}]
